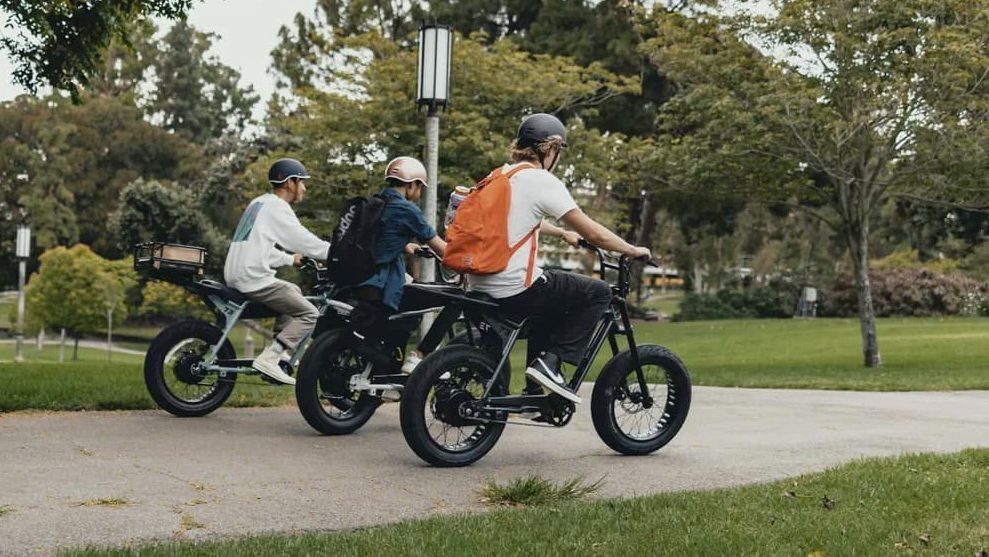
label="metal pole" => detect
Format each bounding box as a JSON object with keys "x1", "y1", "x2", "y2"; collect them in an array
[
  {"x1": 420, "y1": 105, "x2": 440, "y2": 338},
  {"x1": 15, "y1": 258, "x2": 26, "y2": 363}
]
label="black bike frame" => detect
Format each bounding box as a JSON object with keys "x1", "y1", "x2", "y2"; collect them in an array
[{"x1": 476, "y1": 243, "x2": 653, "y2": 414}]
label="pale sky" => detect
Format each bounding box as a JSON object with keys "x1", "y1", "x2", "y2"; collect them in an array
[{"x1": 0, "y1": 0, "x2": 320, "y2": 103}]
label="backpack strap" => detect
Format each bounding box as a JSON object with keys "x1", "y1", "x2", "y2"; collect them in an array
[{"x1": 500, "y1": 161, "x2": 542, "y2": 287}]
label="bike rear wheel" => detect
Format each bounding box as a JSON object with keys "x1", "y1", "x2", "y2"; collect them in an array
[
  {"x1": 144, "y1": 319, "x2": 236, "y2": 417},
  {"x1": 400, "y1": 345, "x2": 506, "y2": 467},
  {"x1": 591, "y1": 344, "x2": 691, "y2": 455},
  {"x1": 295, "y1": 329, "x2": 381, "y2": 435}
]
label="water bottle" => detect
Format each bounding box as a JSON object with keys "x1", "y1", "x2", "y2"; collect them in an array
[{"x1": 444, "y1": 186, "x2": 471, "y2": 227}]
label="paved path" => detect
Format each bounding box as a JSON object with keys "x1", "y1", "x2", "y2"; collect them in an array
[
  {"x1": 1, "y1": 386, "x2": 988, "y2": 556},
  {"x1": 0, "y1": 339, "x2": 145, "y2": 357}
]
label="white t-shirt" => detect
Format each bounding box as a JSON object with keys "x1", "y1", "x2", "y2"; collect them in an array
[
  {"x1": 467, "y1": 163, "x2": 579, "y2": 298},
  {"x1": 224, "y1": 193, "x2": 331, "y2": 293}
]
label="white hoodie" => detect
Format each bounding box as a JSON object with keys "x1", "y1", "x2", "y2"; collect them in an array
[{"x1": 223, "y1": 193, "x2": 331, "y2": 293}]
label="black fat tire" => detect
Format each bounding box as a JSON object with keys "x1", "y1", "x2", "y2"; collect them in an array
[
  {"x1": 144, "y1": 319, "x2": 236, "y2": 417},
  {"x1": 591, "y1": 344, "x2": 692, "y2": 455},
  {"x1": 295, "y1": 328, "x2": 380, "y2": 435},
  {"x1": 400, "y1": 345, "x2": 506, "y2": 467}
]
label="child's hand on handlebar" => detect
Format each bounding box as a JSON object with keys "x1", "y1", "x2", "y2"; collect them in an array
[
  {"x1": 562, "y1": 230, "x2": 581, "y2": 247},
  {"x1": 293, "y1": 254, "x2": 304, "y2": 267},
  {"x1": 404, "y1": 243, "x2": 420, "y2": 255}
]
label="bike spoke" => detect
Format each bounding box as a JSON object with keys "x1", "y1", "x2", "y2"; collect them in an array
[{"x1": 613, "y1": 365, "x2": 672, "y2": 441}]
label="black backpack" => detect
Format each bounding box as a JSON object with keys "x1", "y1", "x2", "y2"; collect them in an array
[{"x1": 328, "y1": 195, "x2": 388, "y2": 286}]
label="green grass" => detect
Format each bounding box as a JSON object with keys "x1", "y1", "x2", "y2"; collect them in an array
[
  {"x1": 61, "y1": 449, "x2": 989, "y2": 557},
  {"x1": 0, "y1": 346, "x2": 293, "y2": 412},
  {"x1": 479, "y1": 475, "x2": 604, "y2": 507},
  {"x1": 506, "y1": 316, "x2": 989, "y2": 392},
  {"x1": 3, "y1": 317, "x2": 988, "y2": 413},
  {"x1": 636, "y1": 290, "x2": 683, "y2": 317}
]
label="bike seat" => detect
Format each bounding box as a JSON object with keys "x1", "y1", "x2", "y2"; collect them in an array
[
  {"x1": 195, "y1": 279, "x2": 248, "y2": 304},
  {"x1": 403, "y1": 282, "x2": 500, "y2": 312}
]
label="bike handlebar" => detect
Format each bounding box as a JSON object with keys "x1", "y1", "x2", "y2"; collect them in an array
[{"x1": 576, "y1": 239, "x2": 659, "y2": 267}]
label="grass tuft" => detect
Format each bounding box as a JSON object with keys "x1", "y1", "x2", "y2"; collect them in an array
[
  {"x1": 479, "y1": 474, "x2": 604, "y2": 507},
  {"x1": 0, "y1": 505, "x2": 12, "y2": 517},
  {"x1": 75, "y1": 498, "x2": 132, "y2": 508}
]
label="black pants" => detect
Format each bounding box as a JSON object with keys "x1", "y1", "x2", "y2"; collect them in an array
[{"x1": 496, "y1": 270, "x2": 612, "y2": 365}]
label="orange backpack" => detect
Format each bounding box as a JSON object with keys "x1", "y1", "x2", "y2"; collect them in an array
[{"x1": 442, "y1": 162, "x2": 541, "y2": 286}]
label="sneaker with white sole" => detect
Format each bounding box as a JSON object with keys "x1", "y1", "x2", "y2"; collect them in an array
[
  {"x1": 400, "y1": 352, "x2": 422, "y2": 374},
  {"x1": 523, "y1": 352, "x2": 581, "y2": 404},
  {"x1": 252, "y1": 341, "x2": 296, "y2": 385}
]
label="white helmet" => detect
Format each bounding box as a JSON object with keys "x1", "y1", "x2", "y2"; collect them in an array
[{"x1": 384, "y1": 156, "x2": 428, "y2": 186}]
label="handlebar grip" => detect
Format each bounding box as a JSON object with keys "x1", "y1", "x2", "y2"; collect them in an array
[
  {"x1": 577, "y1": 239, "x2": 597, "y2": 251},
  {"x1": 413, "y1": 248, "x2": 436, "y2": 259}
]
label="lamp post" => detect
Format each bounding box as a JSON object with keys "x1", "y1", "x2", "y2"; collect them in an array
[
  {"x1": 14, "y1": 224, "x2": 30, "y2": 363},
  {"x1": 416, "y1": 22, "x2": 452, "y2": 335}
]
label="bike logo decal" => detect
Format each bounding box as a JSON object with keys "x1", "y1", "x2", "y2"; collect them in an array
[{"x1": 232, "y1": 201, "x2": 263, "y2": 242}]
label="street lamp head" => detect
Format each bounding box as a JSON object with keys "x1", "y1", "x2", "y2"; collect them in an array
[
  {"x1": 15, "y1": 224, "x2": 30, "y2": 259},
  {"x1": 416, "y1": 23, "x2": 453, "y2": 113}
]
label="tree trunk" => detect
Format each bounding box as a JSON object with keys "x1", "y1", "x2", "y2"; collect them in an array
[
  {"x1": 632, "y1": 193, "x2": 658, "y2": 303},
  {"x1": 849, "y1": 220, "x2": 881, "y2": 367},
  {"x1": 73, "y1": 336, "x2": 79, "y2": 361},
  {"x1": 59, "y1": 328, "x2": 66, "y2": 364}
]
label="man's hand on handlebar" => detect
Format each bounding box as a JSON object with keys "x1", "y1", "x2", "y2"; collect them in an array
[
  {"x1": 630, "y1": 246, "x2": 652, "y2": 261},
  {"x1": 561, "y1": 230, "x2": 581, "y2": 247}
]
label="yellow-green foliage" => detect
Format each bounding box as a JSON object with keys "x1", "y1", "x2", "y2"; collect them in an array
[
  {"x1": 139, "y1": 281, "x2": 210, "y2": 321},
  {"x1": 872, "y1": 248, "x2": 959, "y2": 273},
  {"x1": 24, "y1": 245, "x2": 136, "y2": 337}
]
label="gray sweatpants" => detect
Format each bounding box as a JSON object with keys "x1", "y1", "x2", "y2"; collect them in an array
[{"x1": 245, "y1": 280, "x2": 318, "y2": 351}]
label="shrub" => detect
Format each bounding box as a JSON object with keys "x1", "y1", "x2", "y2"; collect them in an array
[
  {"x1": 138, "y1": 281, "x2": 211, "y2": 321},
  {"x1": 673, "y1": 282, "x2": 799, "y2": 322},
  {"x1": 822, "y1": 268, "x2": 989, "y2": 317}
]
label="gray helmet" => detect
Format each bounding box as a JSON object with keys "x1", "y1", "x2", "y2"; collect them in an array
[
  {"x1": 268, "y1": 158, "x2": 311, "y2": 185},
  {"x1": 516, "y1": 113, "x2": 568, "y2": 149}
]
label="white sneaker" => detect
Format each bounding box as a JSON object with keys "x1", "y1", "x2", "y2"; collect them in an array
[
  {"x1": 401, "y1": 352, "x2": 423, "y2": 374},
  {"x1": 252, "y1": 342, "x2": 296, "y2": 386}
]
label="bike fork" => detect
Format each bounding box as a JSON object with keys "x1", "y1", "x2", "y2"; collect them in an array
[{"x1": 617, "y1": 300, "x2": 651, "y2": 404}]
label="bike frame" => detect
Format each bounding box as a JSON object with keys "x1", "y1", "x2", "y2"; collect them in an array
[{"x1": 472, "y1": 245, "x2": 654, "y2": 418}]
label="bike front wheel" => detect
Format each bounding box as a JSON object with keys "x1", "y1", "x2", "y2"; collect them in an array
[
  {"x1": 144, "y1": 319, "x2": 237, "y2": 417},
  {"x1": 295, "y1": 328, "x2": 380, "y2": 435},
  {"x1": 400, "y1": 345, "x2": 506, "y2": 467},
  {"x1": 591, "y1": 344, "x2": 691, "y2": 455}
]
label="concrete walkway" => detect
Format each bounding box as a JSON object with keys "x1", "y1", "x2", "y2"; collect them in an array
[{"x1": 1, "y1": 386, "x2": 987, "y2": 556}]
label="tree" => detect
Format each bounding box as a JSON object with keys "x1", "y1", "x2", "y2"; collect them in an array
[
  {"x1": 109, "y1": 178, "x2": 227, "y2": 274},
  {"x1": 25, "y1": 245, "x2": 135, "y2": 360},
  {"x1": 641, "y1": 2, "x2": 989, "y2": 366},
  {"x1": 0, "y1": 94, "x2": 204, "y2": 257},
  {"x1": 271, "y1": 31, "x2": 636, "y2": 238},
  {"x1": 147, "y1": 20, "x2": 259, "y2": 143},
  {"x1": 0, "y1": 0, "x2": 196, "y2": 97}
]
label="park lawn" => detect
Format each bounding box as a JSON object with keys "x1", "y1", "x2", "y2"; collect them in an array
[
  {"x1": 63, "y1": 448, "x2": 989, "y2": 557},
  {"x1": 0, "y1": 345, "x2": 294, "y2": 412},
  {"x1": 3, "y1": 317, "x2": 988, "y2": 412},
  {"x1": 505, "y1": 316, "x2": 989, "y2": 391}
]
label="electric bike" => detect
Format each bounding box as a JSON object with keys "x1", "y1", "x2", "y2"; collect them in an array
[
  {"x1": 294, "y1": 249, "x2": 506, "y2": 435},
  {"x1": 399, "y1": 240, "x2": 692, "y2": 467},
  {"x1": 134, "y1": 242, "x2": 349, "y2": 417}
]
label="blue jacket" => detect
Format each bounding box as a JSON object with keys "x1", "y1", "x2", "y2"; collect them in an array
[{"x1": 358, "y1": 188, "x2": 437, "y2": 310}]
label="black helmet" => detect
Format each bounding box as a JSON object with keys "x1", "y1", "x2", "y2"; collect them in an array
[
  {"x1": 268, "y1": 158, "x2": 311, "y2": 185},
  {"x1": 516, "y1": 113, "x2": 568, "y2": 149}
]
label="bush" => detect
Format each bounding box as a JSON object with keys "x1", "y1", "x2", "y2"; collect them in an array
[
  {"x1": 138, "y1": 281, "x2": 211, "y2": 321},
  {"x1": 673, "y1": 283, "x2": 798, "y2": 322},
  {"x1": 822, "y1": 268, "x2": 989, "y2": 317}
]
